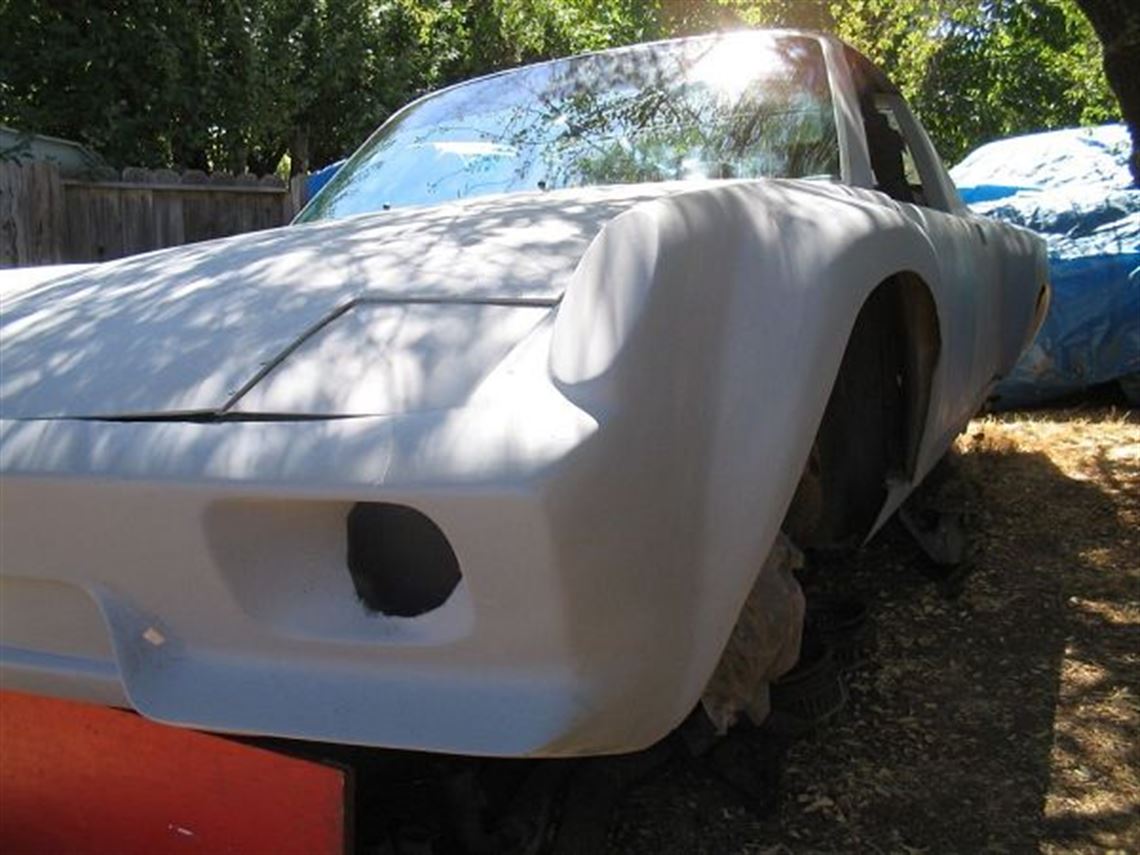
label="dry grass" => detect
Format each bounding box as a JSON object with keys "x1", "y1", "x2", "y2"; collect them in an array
[
  {"x1": 610, "y1": 408, "x2": 1139, "y2": 854},
  {"x1": 963, "y1": 409, "x2": 1139, "y2": 854}
]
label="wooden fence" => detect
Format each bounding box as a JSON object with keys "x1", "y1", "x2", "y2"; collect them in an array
[{"x1": 0, "y1": 161, "x2": 306, "y2": 267}]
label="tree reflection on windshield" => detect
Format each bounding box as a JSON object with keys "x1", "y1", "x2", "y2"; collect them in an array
[{"x1": 299, "y1": 33, "x2": 840, "y2": 221}]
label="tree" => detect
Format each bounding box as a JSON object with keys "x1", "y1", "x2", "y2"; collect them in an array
[
  {"x1": 0, "y1": 0, "x2": 1125, "y2": 175},
  {"x1": 914, "y1": 0, "x2": 1118, "y2": 165},
  {"x1": 0, "y1": 1, "x2": 208, "y2": 168},
  {"x1": 1074, "y1": 0, "x2": 1140, "y2": 183}
]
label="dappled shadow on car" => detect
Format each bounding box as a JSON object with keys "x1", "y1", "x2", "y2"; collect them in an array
[{"x1": 0, "y1": 187, "x2": 648, "y2": 423}]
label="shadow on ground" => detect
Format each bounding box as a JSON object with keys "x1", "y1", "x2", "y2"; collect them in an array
[{"x1": 607, "y1": 411, "x2": 1138, "y2": 854}]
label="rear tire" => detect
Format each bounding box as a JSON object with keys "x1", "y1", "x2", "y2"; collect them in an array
[{"x1": 787, "y1": 287, "x2": 904, "y2": 549}]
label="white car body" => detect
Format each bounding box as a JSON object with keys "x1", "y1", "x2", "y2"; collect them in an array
[{"x1": 0, "y1": 31, "x2": 1048, "y2": 756}]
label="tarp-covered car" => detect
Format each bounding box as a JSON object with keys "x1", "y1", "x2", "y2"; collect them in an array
[
  {"x1": 952, "y1": 124, "x2": 1139, "y2": 406},
  {"x1": 0, "y1": 31, "x2": 1048, "y2": 757}
]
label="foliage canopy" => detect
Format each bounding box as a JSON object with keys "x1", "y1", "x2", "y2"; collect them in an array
[{"x1": 0, "y1": 0, "x2": 1121, "y2": 174}]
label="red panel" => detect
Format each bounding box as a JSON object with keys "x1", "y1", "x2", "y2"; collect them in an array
[{"x1": 0, "y1": 691, "x2": 347, "y2": 855}]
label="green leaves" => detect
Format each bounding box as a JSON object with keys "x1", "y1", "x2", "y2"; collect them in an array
[
  {"x1": 911, "y1": 0, "x2": 1118, "y2": 164},
  {"x1": 0, "y1": 0, "x2": 1121, "y2": 174}
]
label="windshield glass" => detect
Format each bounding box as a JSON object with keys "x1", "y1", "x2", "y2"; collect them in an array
[{"x1": 298, "y1": 33, "x2": 839, "y2": 222}]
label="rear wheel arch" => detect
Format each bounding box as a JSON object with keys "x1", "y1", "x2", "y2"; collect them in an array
[{"x1": 785, "y1": 271, "x2": 941, "y2": 548}]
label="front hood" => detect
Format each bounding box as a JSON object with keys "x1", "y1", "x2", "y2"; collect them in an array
[{"x1": 0, "y1": 183, "x2": 687, "y2": 420}]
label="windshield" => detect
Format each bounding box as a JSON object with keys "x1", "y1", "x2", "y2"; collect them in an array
[{"x1": 298, "y1": 33, "x2": 840, "y2": 222}]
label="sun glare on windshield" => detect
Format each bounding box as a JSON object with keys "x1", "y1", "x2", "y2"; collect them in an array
[{"x1": 691, "y1": 33, "x2": 785, "y2": 101}]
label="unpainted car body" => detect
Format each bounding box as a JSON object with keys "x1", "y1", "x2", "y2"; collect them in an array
[{"x1": 0, "y1": 31, "x2": 1048, "y2": 756}]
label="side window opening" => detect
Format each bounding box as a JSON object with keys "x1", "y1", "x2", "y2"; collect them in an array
[
  {"x1": 843, "y1": 45, "x2": 935, "y2": 208},
  {"x1": 862, "y1": 98, "x2": 929, "y2": 206}
]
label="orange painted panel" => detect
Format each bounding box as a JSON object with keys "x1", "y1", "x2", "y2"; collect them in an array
[{"x1": 0, "y1": 691, "x2": 347, "y2": 855}]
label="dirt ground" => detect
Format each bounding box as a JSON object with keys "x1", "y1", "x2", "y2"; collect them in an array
[{"x1": 606, "y1": 406, "x2": 1139, "y2": 854}]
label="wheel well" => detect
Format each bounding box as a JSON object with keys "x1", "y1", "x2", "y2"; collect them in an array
[{"x1": 784, "y1": 273, "x2": 940, "y2": 548}]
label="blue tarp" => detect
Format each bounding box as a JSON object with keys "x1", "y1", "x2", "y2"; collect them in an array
[
  {"x1": 951, "y1": 124, "x2": 1140, "y2": 407},
  {"x1": 305, "y1": 159, "x2": 345, "y2": 202}
]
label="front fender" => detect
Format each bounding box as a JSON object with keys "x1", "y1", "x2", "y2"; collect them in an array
[{"x1": 539, "y1": 180, "x2": 943, "y2": 750}]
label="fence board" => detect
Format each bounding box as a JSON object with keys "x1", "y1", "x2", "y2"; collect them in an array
[
  {"x1": 120, "y1": 188, "x2": 155, "y2": 258},
  {"x1": 153, "y1": 188, "x2": 185, "y2": 249},
  {"x1": 0, "y1": 161, "x2": 23, "y2": 265},
  {"x1": 0, "y1": 162, "x2": 64, "y2": 266},
  {"x1": 30, "y1": 163, "x2": 64, "y2": 264},
  {"x1": 92, "y1": 188, "x2": 122, "y2": 261}
]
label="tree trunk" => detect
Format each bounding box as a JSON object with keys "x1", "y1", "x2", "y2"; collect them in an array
[
  {"x1": 289, "y1": 126, "x2": 311, "y2": 177},
  {"x1": 1076, "y1": 0, "x2": 1140, "y2": 185}
]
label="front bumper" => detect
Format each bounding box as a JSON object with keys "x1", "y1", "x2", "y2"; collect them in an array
[
  {"x1": 0, "y1": 411, "x2": 620, "y2": 756},
  {"x1": 0, "y1": 397, "x2": 752, "y2": 758}
]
